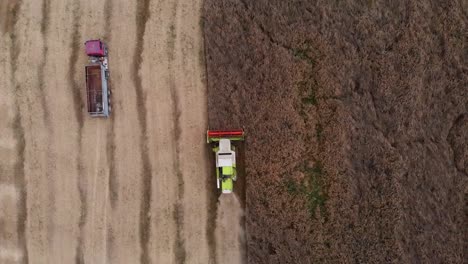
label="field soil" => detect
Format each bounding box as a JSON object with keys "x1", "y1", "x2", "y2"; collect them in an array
[
  {"x1": 215, "y1": 195, "x2": 246, "y2": 264},
  {"x1": 203, "y1": 1, "x2": 467, "y2": 263},
  {"x1": 0, "y1": 0, "x2": 228, "y2": 263}
]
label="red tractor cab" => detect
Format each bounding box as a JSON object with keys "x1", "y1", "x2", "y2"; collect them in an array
[{"x1": 85, "y1": 39, "x2": 107, "y2": 57}]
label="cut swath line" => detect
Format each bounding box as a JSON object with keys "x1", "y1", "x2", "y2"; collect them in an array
[
  {"x1": 38, "y1": 0, "x2": 51, "y2": 125},
  {"x1": 38, "y1": 0, "x2": 55, "y2": 259},
  {"x1": 103, "y1": 0, "x2": 118, "y2": 211},
  {"x1": 133, "y1": 0, "x2": 153, "y2": 264},
  {"x1": 67, "y1": 2, "x2": 87, "y2": 264},
  {"x1": 166, "y1": 1, "x2": 187, "y2": 262},
  {"x1": 9, "y1": 0, "x2": 28, "y2": 262},
  {"x1": 103, "y1": 1, "x2": 115, "y2": 262}
]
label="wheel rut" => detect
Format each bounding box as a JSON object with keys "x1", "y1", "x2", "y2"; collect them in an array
[
  {"x1": 165, "y1": 1, "x2": 187, "y2": 263},
  {"x1": 38, "y1": 1, "x2": 55, "y2": 260},
  {"x1": 103, "y1": 0, "x2": 116, "y2": 261},
  {"x1": 67, "y1": 2, "x2": 86, "y2": 264},
  {"x1": 8, "y1": 0, "x2": 28, "y2": 263},
  {"x1": 133, "y1": 1, "x2": 153, "y2": 263},
  {"x1": 38, "y1": 0, "x2": 51, "y2": 126}
]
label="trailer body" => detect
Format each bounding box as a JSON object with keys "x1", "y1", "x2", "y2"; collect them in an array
[
  {"x1": 85, "y1": 64, "x2": 110, "y2": 117},
  {"x1": 84, "y1": 39, "x2": 110, "y2": 117}
]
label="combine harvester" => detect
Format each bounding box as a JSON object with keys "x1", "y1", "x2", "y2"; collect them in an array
[
  {"x1": 84, "y1": 39, "x2": 111, "y2": 117},
  {"x1": 207, "y1": 129, "x2": 245, "y2": 194}
]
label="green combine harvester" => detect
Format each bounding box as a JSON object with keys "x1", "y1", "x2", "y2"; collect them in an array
[{"x1": 206, "y1": 129, "x2": 245, "y2": 194}]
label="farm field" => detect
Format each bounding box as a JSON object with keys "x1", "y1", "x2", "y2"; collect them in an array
[{"x1": 1, "y1": 0, "x2": 466, "y2": 264}]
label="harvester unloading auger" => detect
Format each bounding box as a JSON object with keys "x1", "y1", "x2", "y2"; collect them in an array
[{"x1": 207, "y1": 129, "x2": 245, "y2": 194}]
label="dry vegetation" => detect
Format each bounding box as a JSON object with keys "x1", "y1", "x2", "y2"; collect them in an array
[{"x1": 203, "y1": 1, "x2": 467, "y2": 263}]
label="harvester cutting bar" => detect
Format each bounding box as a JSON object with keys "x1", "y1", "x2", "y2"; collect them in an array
[
  {"x1": 208, "y1": 130, "x2": 244, "y2": 137},
  {"x1": 206, "y1": 129, "x2": 245, "y2": 143}
]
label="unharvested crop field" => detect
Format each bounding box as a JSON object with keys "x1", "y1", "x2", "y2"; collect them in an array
[{"x1": 203, "y1": 0, "x2": 467, "y2": 263}]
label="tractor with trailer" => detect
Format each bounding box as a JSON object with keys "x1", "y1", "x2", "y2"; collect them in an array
[
  {"x1": 84, "y1": 39, "x2": 111, "y2": 117},
  {"x1": 206, "y1": 130, "x2": 245, "y2": 194}
]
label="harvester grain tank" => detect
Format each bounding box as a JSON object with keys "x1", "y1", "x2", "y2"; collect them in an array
[
  {"x1": 84, "y1": 39, "x2": 110, "y2": 117},
  {"x1": 206, "y1": 130, "x2": 245, "y2": 194}
]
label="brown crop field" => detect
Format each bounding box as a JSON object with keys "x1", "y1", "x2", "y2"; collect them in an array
[{"x1": 203, "y1": 0, "x2": 467, "y2": 263}]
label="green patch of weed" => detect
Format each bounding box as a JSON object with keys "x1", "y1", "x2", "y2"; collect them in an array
[
  {"x1": 302, "y1": 90, "x2": 317, "y2": 105},
  {"x1": 297, "y1": 78, "x2": 318, "y2": 106},
  {"x1": 316, "y1": 123, "x2": 323, "y2": 141},
  {"x1": 292, "y1": 48, "x2": 316, "y2": 66},
  {"x1": 285, "y1": 179, "x2": 301, "y2": 195},
  {"x1": 284, "y1": 162, "x2": 328, "y2": 219}
]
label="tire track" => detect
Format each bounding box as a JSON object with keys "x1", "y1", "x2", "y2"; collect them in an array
[
  {"x1": 0, "y1": 0, "x2": 16, "y2": 34},
  {"x1": 39, "y1": 0, "x2": 55, "y2": 254},
  {"x1": 133, "y1": 1, "x2": 153, "y2": 263},
  {"x1": 103, "y1": 0, "x2": 116, "y2": 262},
  {"x1": 38, "y1": 0, "x2": 51, "y2": 125},
  {"x1": 68, "y1": 1, "x2": 84, "y2": 129},
  {"x1": 106, "y1": 129, "x2": 117, "y2": 209},
  {"x1": 8, "y1": 1, "x2": 21, "y2": 75},
  {"x1": 106, "y1": 225, "x2": 115, "y2": 263},
  {"x1": 12, "y1": 107, "x2": 27, "y2": 264},
  {"x1": 215, "y1": 195, "x2": 246, "y2": 264},
  {"x1": 67, "y1": 2, "x2": 86, "y2": 264},
  {"x1": 103, "y1": 0, "x2": 117, "y2": 210},
  {"x1": 103, "y1": 0, "x2": 113, "y2": 42},
  {"x1": 170, "y1": 76, "x2": 185, "y2": 263},
  {"x1": 166, "y1": 2, "x2": 186, "y2": 263},
  {"x1": 8, "y1": 1, "x2": 28, "y2": 263}
]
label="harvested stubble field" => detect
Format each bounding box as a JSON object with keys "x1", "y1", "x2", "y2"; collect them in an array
[{"x1": 203, "y1": 1, "x2": 467, "y2": 263}]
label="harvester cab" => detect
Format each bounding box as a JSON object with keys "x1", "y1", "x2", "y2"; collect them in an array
[{"x1": 207, "y1": 130, "x2": 245, "y2": 194}]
